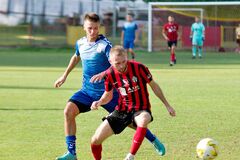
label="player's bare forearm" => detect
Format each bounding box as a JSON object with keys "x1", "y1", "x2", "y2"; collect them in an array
[
  {"x1": 149, "y1": 80, "x2": 176, "y2": 116},
  {"x1": 90, "y1": 67, "x2": 110, "y2": 83},
  {"x1": 162, "y1": 31, "x2": 168, "y2": 40},
  {"x1": 135, "y1": 30, "x2": 139, "y2": 42},
  {"x1": 63, "y1": 55, "x2": 80, "y2": 78},
  {"x1": 98, "y1": 90, "x2": 113, "y2": 106},
  {"x1": 121, "y1": 31, "x2": 124, "y2": 43},
  {"x1": 54, "y1": 55, "x2": 80, "y2": 88},
  {"x1": 149, "y1": 80, "x2": 171, "y2": 107}
]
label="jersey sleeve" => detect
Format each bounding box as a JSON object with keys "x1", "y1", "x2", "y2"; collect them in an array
[
  {"x1": 122, "y1": 25, "x2": 126, "y2": 31},
  {"x1": 202, "y1": 24, "x2": 205, "y2": 31},
  {"x1": 105, "y1": 44, "x2": 112, "y2": 59},
  {"x1": 139, "y1": 64, "x2": 153, "y2": 83},
  {"x1": 75, "y1": 41, "x2": 80, "y2": 56},
  {"x1": 104, "y1": 70, "x2": 113, "y2": 91},
  {"x1": 191, "y1": 24, "x2": 194, "y2": 32},
  {"x1": 135, "y1": 23, "x2": 138, "y2": 30},
  {"x1": 163, "y1": 24, "x2": 166, "y2": 31}
]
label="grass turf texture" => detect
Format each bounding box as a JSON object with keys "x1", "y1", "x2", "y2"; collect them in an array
[{"x1": 0, "y1": 48, "x2": 239, "y2": 160}]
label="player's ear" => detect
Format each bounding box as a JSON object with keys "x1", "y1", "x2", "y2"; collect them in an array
[{"x1": 109, "y1": 58, "x2": 112, "y2": 65}]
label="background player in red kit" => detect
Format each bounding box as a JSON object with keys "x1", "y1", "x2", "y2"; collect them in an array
[
  {"x1": 90, "y1": 46, "x2": 176, "y2": 160},
  {"x1": 162, "y1": 15, "x2": 180, "y2": 66}
]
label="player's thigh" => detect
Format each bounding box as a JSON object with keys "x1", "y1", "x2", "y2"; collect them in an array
[
  {"x1": 92, "y1": 120, "x2": 114, "y2": 144},
  {"x1": 167, "y1": 41, "x2": 172, "y2": 48},
  {"x1": 197, "y1": 39, "x2": 203, "y2": 47},
  {"x1": 123, "y1": 41, "x2": 130, "y2": 49},
  {"x1": 134, "y1": 111, "x2": 152, "y2": 127},
  {"x1": 105, "y1": 110, "x2": 132, "y2": 134},
  {"x1": 129, "y1": 41, "x2": 135, "y2": 49},
  {"x1": 69, "y1": 90, "x2": 95, "y2": 113},
  {"x1": 64, "y1": 101, "x2": 80, "y2": 117},
  {"x1": 172, "y1": 40, "x2": 177, "y2": 47},
  {"x1": 192, "y1": 37, "x2": 198, "y2": 45}
]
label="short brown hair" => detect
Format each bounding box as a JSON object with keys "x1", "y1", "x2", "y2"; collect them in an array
[
  {"x1": 110, "y1": 45, "x2": 127, "y2": 57},
  {"x1": 84, "y1": 13, "x2": 100, "y2": 23}
]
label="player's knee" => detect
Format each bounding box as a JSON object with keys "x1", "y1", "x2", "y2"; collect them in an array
[
  {"x1": 135, "y1": 113, "x2": 151, "y2": 127},
  {"x1": 64, "y1": 103, "x2": 78, "y2": 119},
  {"x1": 91, "y1": 135, "x2": 101, "y2": 145}
]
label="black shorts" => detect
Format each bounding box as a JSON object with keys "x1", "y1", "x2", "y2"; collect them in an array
[
  {"x1": 68, "y1": 99, "x2": 91, "y2": 113},
  {"x1": 168, "y1": 40, "x2": 177, "y2": 48},
  {"x1": 103, "y1": 110, "x2": 153, "y2": 134}
]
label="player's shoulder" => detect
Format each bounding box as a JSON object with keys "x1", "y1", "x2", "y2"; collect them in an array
[
  {"x1": 76, "y1": 36, "x2": 87, "y2": 45},
  {"x1": 96, "y1": 34, "x2": 112, "y2": 46},
  {"x1": 174, "y1": 23, "x2": 179, "y2": 26},
  {"x1": 192, "y1": 22, "x2": 198, "y2": 26},
  {"x1": 163, "y1": 23, "x2": 168, "y2": 27},
  {"x1": 105, "y1": 66, "x2": 114, "y2": 77},
  {"x1": 128, "y1": 60, "x2": 146, "y2": 68}
]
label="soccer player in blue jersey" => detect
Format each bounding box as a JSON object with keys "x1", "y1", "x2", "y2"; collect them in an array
[
  {"x1": 121, "y1": 13, "x2": 138, "y2": 59},
  {"x1": 190, "y1": 16, "x2": 205, "y2": 59},
  {"x1": 54, "y1": 13, "x2": 165, "y2": 160}
]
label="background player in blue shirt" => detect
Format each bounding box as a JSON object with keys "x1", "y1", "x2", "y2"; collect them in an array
[
  {"x1": 54, "y1": 13, "x2": 165, "y2": 160},
  {"x1": 121, "y1": 13, "x2": 139, "y2": 59},
  {"x1": 190, "y1": 16, "x2": 205, "y2": 59}
]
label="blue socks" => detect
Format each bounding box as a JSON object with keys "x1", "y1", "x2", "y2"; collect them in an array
[
  {"x1": 145, "y1": 129, "x2": 156, "y2": 142},
  {"x1": 66, "y1": 135, "x2": 76, "y2": 155}
]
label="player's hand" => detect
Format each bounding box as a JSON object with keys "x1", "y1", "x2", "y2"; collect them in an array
[
  {"x1": 190, "y1": 36, "x2": 192, "y2": 42},
  {"x1": 166, "y1": 105, "x2": 176, "y2": 117},
  {"x1": 91, "y1": 101, "x2": 100, "y2": 110},
  {"x1": 202, "y1": 37, "x2": 205, "y2": 41},
  {"x1": 54, "y1": 76, "x2": 66, "y2": 88},
  {"x1": 134, "y1": 39, "x2": 138, "y2": 44},
  {"x1": 90, "y1": 72, "x2": 106, "y2": 83}
]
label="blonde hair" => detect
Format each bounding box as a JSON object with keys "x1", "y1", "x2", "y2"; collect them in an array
[{"x1": 110, "y1": 45, "x2": 127, "y2": 57}]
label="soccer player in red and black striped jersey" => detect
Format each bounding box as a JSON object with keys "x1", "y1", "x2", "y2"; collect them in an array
[
  {"x1": 162, "y1": 16, "x2": 180, "y2": 66},
  {"x1": 90, "y1": 46, "x2": 176, "y2": 160}
]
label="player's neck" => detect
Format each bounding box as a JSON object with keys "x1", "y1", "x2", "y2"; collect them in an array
[{"x1": 87, "y1": 35, "x2": 98, "y2": 42}]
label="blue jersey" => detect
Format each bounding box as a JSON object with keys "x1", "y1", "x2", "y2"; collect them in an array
[
  {"x1": 75, "y1": 34, "x2": 111, "y2": 92},
  {"x1": 191, "y1": 22, "x2": 205, "y2": 38},
  {"x1": 122, "y1": 22, "x2": 138, "y2": 41}
]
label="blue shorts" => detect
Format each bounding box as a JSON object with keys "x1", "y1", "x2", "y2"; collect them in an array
[
  {"x1": 69, "y1": 89, "x2": 119, "y2": 113},
  {"x1": 123, "y1": 40, "x2": 134, "y2": 49}
]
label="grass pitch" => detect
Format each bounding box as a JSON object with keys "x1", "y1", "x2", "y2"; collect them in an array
[{"x1": 0, "y1": 48, "x2": 239, "y2": 160}]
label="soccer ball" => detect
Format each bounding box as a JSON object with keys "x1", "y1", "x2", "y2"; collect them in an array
[{"x1": 196, "y1": 138, "x2": 218, "y2": 160}]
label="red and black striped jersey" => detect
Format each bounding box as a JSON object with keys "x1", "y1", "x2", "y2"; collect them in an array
[
  {"x1": 104, "y1": 61, "x2": 152, "y2": 112},
  {"x1": 163, "y1": 22, "x2": 179, "y2": 41}
]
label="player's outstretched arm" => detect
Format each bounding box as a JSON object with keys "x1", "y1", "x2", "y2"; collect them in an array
[
  {"x1": 91, "y1": 90, "x2": 113, "y2": 110},
  {"x1": 90, "y1": 71, "x2": 107, "y2": 83},
  {"x1": 121, "y1": 31, "x2": 124, "y2": 45},
  {"x1": 149, "y1": 80, "x2": 176, "y2": 117},
  {"x1": 54, "y1": 55, "x2": 80, "y2": 88},
  {"x1": 162, "y1": 28, "x2": 168, "y2": 41},
  {"x1": 134, "y1": 29, "x2": 139, "y2": 44}
]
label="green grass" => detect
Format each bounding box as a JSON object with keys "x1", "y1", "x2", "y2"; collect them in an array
[{"x1": 0, "y1": 48, "x2": 240, "y2": 160}]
